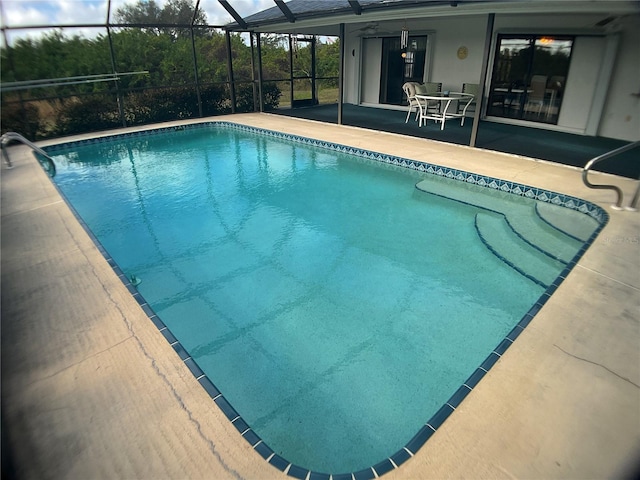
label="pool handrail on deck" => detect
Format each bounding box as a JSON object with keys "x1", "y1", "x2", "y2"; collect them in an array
[
  {"x1": 1, "y1": 131, "x2": 56, "y2": 176},
  {"x1": 581, "y1": 141, "x2": 638, "y2": 211}
]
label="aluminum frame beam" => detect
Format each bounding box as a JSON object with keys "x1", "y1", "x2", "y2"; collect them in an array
[
  {"x1": 218, "y1": 0, "x2": 248, "y2": 29},
  {"x1": 274, "y1": 0, "x2": 296, "y2": 23},
  {"x1": 348, "y1": 1, "x2": 362, "y2": 15}
]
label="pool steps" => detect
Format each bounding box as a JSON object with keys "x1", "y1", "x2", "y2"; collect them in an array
[
  {"x1": 474, "y1": 212, "x2": 566, "y2": 288},
  {"x1": 535, "y1": 201, "x2": 597, "y2": 242},
  {"x1": 415, "y1": 178, "x2": 597, "y2": 288}
]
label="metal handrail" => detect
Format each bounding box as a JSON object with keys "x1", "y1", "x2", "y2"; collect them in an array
[
  {"x1": 1, "y1": 132, "x2": 56, "y2": 177},
  {"x1": 582, "y1": 140, "x2": 640, "y2": 211}
]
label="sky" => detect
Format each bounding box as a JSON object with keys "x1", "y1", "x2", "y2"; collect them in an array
[{"x1": 0, "y1": 0, "x2": 275, "y2": 38}]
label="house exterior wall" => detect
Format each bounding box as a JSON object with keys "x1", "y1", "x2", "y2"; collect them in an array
[
  {"x1": 423, "y1": 16, "x2": 487, "y2": 93},
  {"x1": 598, "y1": 15, "x2": 640, "y2": 141},
  {"x1": 560, "y1": 36, "x2": 607, "y2": 134},
  {"x1": 342, "y1": 12, "x2": 639, "y2": 141},
  {"x1": 360, "y1": 38, "x2": 383, "y2": 104}
]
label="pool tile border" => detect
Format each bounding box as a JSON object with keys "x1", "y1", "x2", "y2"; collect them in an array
[
  {"x1": 43, "y1": 121, "x2": 609, "y2": 480},
  {"x1": 43, "y1": 121, "x2": 608, "y2": 225}
]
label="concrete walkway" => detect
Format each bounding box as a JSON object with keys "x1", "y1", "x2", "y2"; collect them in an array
[{"x1": 2, "y1": 113, "x2": 639, "y2": 479}]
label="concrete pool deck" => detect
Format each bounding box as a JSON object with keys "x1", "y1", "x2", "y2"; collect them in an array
[{"x1": 2, "y1": 113, "x2": 638, "y2": 479}]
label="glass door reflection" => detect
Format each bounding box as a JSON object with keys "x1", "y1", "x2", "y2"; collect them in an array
[{"x1": 488, "y1": 35, "x2": 573, "y2": 125}]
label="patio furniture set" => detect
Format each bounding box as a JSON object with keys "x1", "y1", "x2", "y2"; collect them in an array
[{"x1": 402, "y1": 81, "x2": 478, "y2": 130}]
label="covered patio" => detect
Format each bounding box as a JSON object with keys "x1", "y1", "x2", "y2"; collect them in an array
[
  {"x1": 270, "y1": 103, "x2": 640, "y2": 178},
  {"x1": 226, "y1": 0, "x2": 639, "y2": 175}
]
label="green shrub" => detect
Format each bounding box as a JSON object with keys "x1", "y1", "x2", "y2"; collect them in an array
[
  {"x1": 200, "y1": 83, "x2": 231, "y2": 116},
  {"x1": 0, "y1": 101, "x2": 42, "y2": 140},
  {"x1": 262, "y1": 82, "x2": 282, "y2": 111},
  {"x1": 55, "y1": 95, "x2": 121, "y2": 136},
  {"x1": 5, "y1": 81, "x2": 281, "y2": 138},
  {"x1": 126, "y1": 86, "x2": 200, "y2": 125}
]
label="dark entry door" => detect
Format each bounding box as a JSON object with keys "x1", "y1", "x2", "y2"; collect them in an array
[{"x1": 379, "y1": 36, "x2": 427, "y2": 105}]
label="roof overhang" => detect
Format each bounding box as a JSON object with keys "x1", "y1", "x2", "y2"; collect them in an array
[{"x1": 224, "y1": 0, "x2": 640, "y2": 33}]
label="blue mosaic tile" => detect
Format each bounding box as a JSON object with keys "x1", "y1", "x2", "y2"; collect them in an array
[
  {"x1": 538, "y1": 291, "x2": 553, "y2": 304},
  {"x1": 131, "y1": 292, "x2": 145, "y2": 305},
  {"x1": 308, "y1": 471, "x2": 331, "y2": 480},
  {"x1": 287, "y1": 464, "x2": 309, "y2": 479},
  {"x1": 479, "y1": 352, "x2": 501, "y2": 371},
  {"x1": 160, "y1": 328, "x2": 178, "y2": 344},
  {"x1": 534, "y1": 296, "x2": 550, "y2": 309},
  {"x1": 505, "y1": 325, "x2": 524, "y2": 342},
  {"x1": 405, "y1": 425, "x2": 435, "y2": 454},
  {"x1": 517, "y1": 313, "x2": 535, "y2": 329},
  {"x1": 140, "y1": 303, "x2": 156, "y2": 317},
  {"x1": 332, "y1": 474, "x2": 353, "y2": 480},
  {"x1": 464, "y1": 368, "x2": 487, "y2": 389},
  {"x1": 373, "y1": 459, "x2": 395, "y2": 477},
  {"x1": 269, "y1": 454, "x2": 289, "y2": 471},
  {"x1": 390, "y1": 448, "x2": 412, "y2": 467},
  {"x1": 232, "y1": 417, "x2": 249, "y2": 434},
  {"x1": 493, "y1": 338, "x2": 513, "y2": 357},
  {"x1": 546, "y1": 282, "x2": 560, "y2": 295},
  {"x1": 214, "y1": 396, "x2": 239, "y2": 421},
  {"x1": 353, "y1": 467, "x2": 375, "y2": 480},
  {"x1": 525, "y1": 302, "x2": 542, "y2": 318},
  {"x1": 254, "y1": 442, "x2": 273, "y2": 460},
  {"x1": 172, "y1": 342, "x2": 190, "y2": 361},
  {"x1": 183, "y1": 357, "x2": 204, "y2": 378},
  {"x1": 427, "y1": 404, "x2": 454, "y2": 430},
  {"x1": 242, "y1": 429, "x2": 261, "y2": 447},
  {"x1": 447, "y1": 384, "x2": 472, "y2": 409},
  {"x1": 149, "y1": 315, "x2": 166, "y2": 330},
  {"x1": 198, "y1": 376, "x2": 220, "y2": 399}
]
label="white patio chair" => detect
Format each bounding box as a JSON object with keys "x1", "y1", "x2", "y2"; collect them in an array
[
  {"x1": 525, "y1": 75, "x2": 548, "y2": 117},
  {"x1": 403, "y1": 82, "x2": 442, "y2": 123},
  {"x1": 402, "y1": 82, "x2": 420, "y2": 123},
  {"x1": 457, "y1": 83, "x2": 479, "y2": 114},
  {"x1": 415, "y1": 82, "x2": 442, "y2": 116}
]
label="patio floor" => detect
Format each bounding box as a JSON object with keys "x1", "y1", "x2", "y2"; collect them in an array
[
  {"x1": 270, "y1": 103, "x2": 639, "y2": 179},
  {"x1": 2, "y1": 113, "x2": 639, "y2": 480}
]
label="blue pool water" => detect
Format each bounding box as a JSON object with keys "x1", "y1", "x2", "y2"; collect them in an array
[{"x1": 49, "y1": 123, "x2": 603, "y2": 476}]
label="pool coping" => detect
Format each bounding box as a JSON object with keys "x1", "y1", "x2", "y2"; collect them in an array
[
  {"x1": 43, "y1": 121, "x2": 609, "y2": 479},
  {"x1": 2, "y1": 115, "x2": 637, "y2": 478}
]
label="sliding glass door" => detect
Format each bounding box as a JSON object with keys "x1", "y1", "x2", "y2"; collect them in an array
[{"x1": 488, "y1": 34, "x2": 573, "y2": 124}]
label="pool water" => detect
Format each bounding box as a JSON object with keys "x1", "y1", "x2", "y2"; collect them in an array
[{"x1": 50, "y1": 124, "x2": 601, "y2": 475}]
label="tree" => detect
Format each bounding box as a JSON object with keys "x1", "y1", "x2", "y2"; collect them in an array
[
  {"x1": 0, "y1": 31, "x2": 112, "y2": 97},
  {"x1": 114, "y1": 0, "x2": 207, "y2": 40}
]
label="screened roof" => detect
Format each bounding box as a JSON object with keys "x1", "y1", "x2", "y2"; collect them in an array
[
  {"x1": 2, "y1": 0, "x2": 636, "y2": 33},
  {"x1": 229, "y1": 0, "x2": 479, "y2": 30},
  {"x1": 226, "y1": 0, "x2": 639, "y2": 31}
]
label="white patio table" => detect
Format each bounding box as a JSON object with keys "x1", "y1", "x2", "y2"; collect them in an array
[{"x1": 414, "y1": 92, "x2": 475, "y2": 130}]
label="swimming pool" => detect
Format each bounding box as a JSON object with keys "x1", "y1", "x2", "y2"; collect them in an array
[{"x1": 46, "y1": 122, "x2": 606, "y2": 478}]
